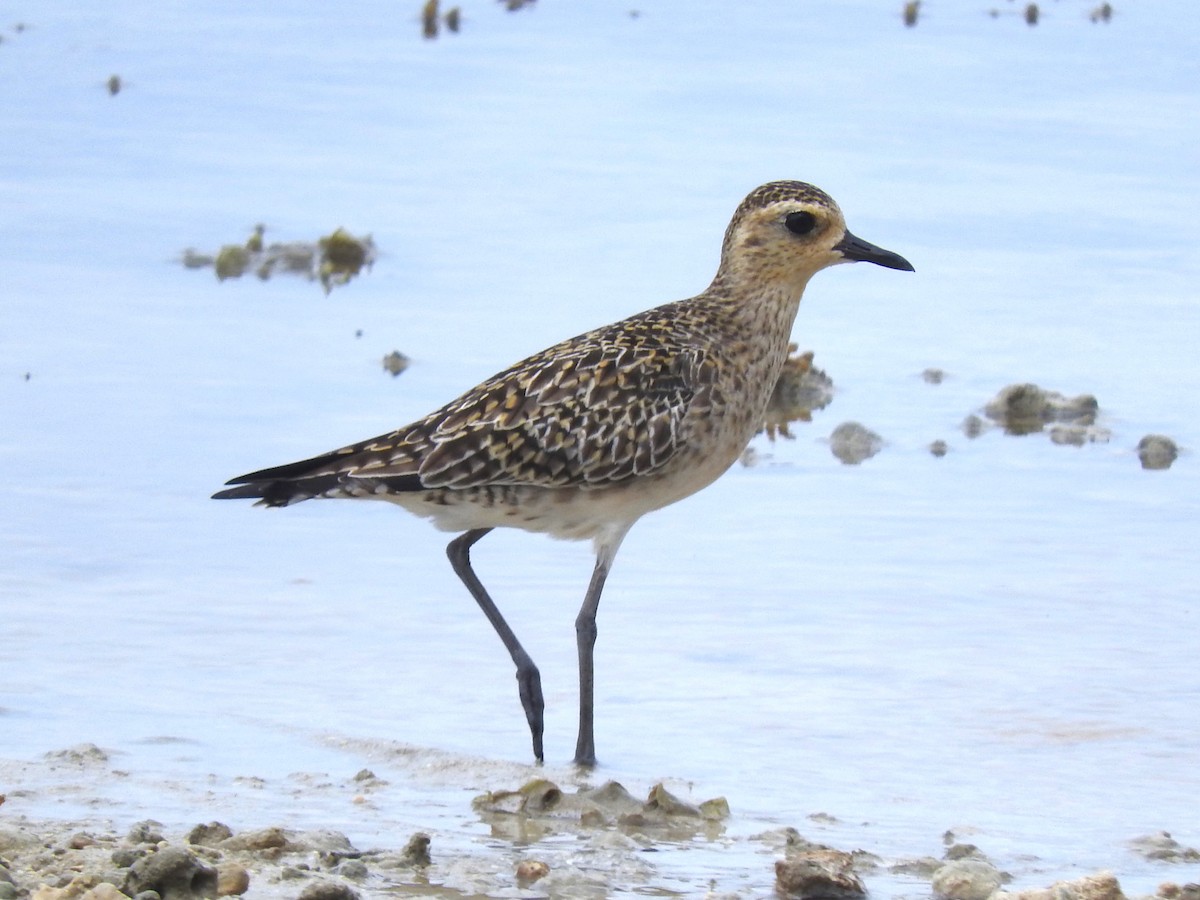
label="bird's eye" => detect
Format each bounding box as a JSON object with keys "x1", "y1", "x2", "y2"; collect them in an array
[{"x1": 784, "y1": 211, "x2": 817, "y2": 236}]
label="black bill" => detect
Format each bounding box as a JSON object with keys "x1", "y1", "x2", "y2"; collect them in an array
[{"x1": 834, "y1": 231, "x2": 915, "y2": 272}]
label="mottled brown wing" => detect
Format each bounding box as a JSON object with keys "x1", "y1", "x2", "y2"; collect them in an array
[{"x1": 349, "y1": 336, "x2": 716, "y2": 490}]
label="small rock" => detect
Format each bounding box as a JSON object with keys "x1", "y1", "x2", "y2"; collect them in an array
[
  {"x1": 1131, "y1": 831, "x2": 1200, "y2": 862},
  {"x1": 775, "y1": 848, "x2": 866, "y2": 899},
  {"x1": 215, "y1": 864, "x2": 249, "y2": 896},
  {"x1": 515, "y1": 860, "x2": 549, "y2": 884},
  {"x1": 218, "y1": 827, "x2": 289, "y2": 853},
  {"x1": 645, "y1": 783, "x2": 699, "y2": 817},
  {"x1": 398, "y1": 833, "x2": 430, "y2": 867},
  {"x1": 1137, "y1": 435, "x2": 1179, "y2": 471},
  {"x1": 983, "y1": 383, "x2": 1098, "y2": 434},
  {"x1": 126, "y1": 822, "x2": 166, "y2": 846},
  {"x1": 0, "y1": 826, "x2": 41, "y2": 853},
  {"x1": 698, "y1": 797, "x2": 731, "y2": 820},
  {"x1": 1049, "y1": 424, "x2": 1111, "y2": 446},
  {"x1": 991, "y1": 870, "x2": 1125, "y2": 900},
  {"x1": 186, "y1": 824, "x2": 233, "y2": 848},
  {"x1": 122, "y1": 847, "x2": 218, "y2": 900},
  {"x1": 112, "y1": 848, "x2": 147, "y2": 868},
  {"x1": 922, "y1": 367, "x2": 945, "y2": 384},
  {"x1": 762, "y1": 346, "x2": 835, "y2": 439},
  {"x1": 519, "y1": 778, "x2": 561, "y2": 812},
  {"x1": 932, "y1": 859, "x2": 1004, "y2": 900},
  {"x1": 944, "y1": 843, "x2": 988, "y2": 862},
  {"x1": 296, "y1": 882, "x2": 359, "y2": 900},
  {"x1": 930, "y1": 439, "x2": 949, "y2": 457},
  {"x1": 381, "y1": 351, "x2": 410, "y2": 377},
  {"x1": 829, "y1": 421, "x2": 884, "y2": 465},
  {"x1": 333, "y1": 861, "x2": 367, "y2": 882},
  {"x1": 45, "y1": 744, "x2": 110, "y2": 766},
  {"x1": 579, "y1": 780, "x2": 642, "y2": 816},
  {"x1": 0, "y1": 882, "x2": 16, "y2": 900},
  {"x1": 214, "y1": 245, "x2": 250, "y2": 281},
  {"x1": 84, "y1": 885, "x2": 128, "y2": 900}
]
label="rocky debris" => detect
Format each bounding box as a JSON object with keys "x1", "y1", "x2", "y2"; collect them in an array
[
  {"x1": 0, "y1": 820, "x2": 390, "y2": 900},
  {"x1": 829, "y1": 421, "x2": 884, "y2": 464},
  {"x1": 125, "y1": 820, "x2": 166, "y2": 845},
  {"x1": 962, "y1": 413, "x2": 987, "y2": 439},
  {"x1": 761, "y1": 346, "x2": 835, "y2": 439},
  {"x1": 296, "y1": 881, "x2": 360, "y2": 900},
  {"x1": 181, "y1": 227, "x2": 376, "y2": 293},
  {"x1": 185, "y1": 823, "x2": 233, "y2": 848},
  {"x1": 775, "y1": 848, "x2": 866, "y2": 899},
  {"x1": 381, "y1": 351, "x2": 410, "y2": 377},
  {"x1": 983, "y1": 383, "x2": 1099, "y2": 435},
  {"x1": 930, "y1": 439, "x2": 949, "y2": 457},
  {"x1": 122, "y1": 846, "x2": 218, "y2": 900},
  {"x1": 1130, "y1": 831, "x2": 1200, "y2": 862},
  {"x1": 1137, "y1": 435, "x2": 1180, "y2": 471},
  {"x1": 515, "y1": 859, "x2": 550, "y2": 884},
  {"x1": 931, "y1": 859, "x2": 1005, "y2": 899},
  {"x1": 44, "y1": 744, "x2": 110, "y2": 767},
  {"x1": 214, "y1": 863, "x2": 249, "y2": 896},
  {"x1": 990, "y1": 870, "x2": 1125, "y2": 900},
  {"x1": 472, "y1": 779, "x2": 728, "y2": 843},
  {"x1": 397, "y1": 832, "x2": 431, "y2": 867},
  {"x1": 922, "y1": 367, "x2": 947, "y2": 384},
  {"x1": 1049, "y1": 423, "x2": 1111, "y2": 446},
  {"x1": 1157, "y1": 884, "x2": 1200, "y2": 900}
]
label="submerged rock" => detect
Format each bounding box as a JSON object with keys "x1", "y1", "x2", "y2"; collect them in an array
[
  {"x1": 182, "y1": 227, "x2": 375, "y2": 293},
  {"x1": 382, "y1": 351, "x2": 410, "y2": 377},
  {"x1": 761, "y1": 346, "x2": 835, "y2": 439},
  {"x1": 1049, "y1": 423, "x2": 1112, "y2": 446},
  {"x1": 983, "y1": 383, "x2": 1098, "y2": 435},
  {"x1": 398, "y1": 832, "x2": 431, "y2": 867},
  {"x1": 474, "y1": 778, "x2": 727, "y2": 843},
  {"x1": 1130, "y1": 831, "x2": 1200, "y2": 862},
  {"x1": 829, "y1": 421, "x2": 884, "y2": 465},
  {"x1": 1137, "y1": 435, "x2": 1179, "y2": 471}
]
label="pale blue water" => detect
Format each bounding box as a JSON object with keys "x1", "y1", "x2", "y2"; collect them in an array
[{"x1": 3, "y1": 1, "x2": 1198, "y2": 896}]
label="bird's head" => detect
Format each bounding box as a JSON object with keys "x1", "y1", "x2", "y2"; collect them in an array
[{"x1": 717, "y1": 180, "x2": 914, "y2": 291}]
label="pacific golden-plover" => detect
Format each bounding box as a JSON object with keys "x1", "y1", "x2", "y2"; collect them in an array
[{"x1": 213, "y1": 180, "x2": 914, "y2": 765}]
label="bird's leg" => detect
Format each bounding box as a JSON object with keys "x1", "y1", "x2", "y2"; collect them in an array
[
  {"x1": 446, "y1": 528, "x2": 545, "y2": 763},
  {"x1": 573, "y1": 555, "x2": 612, "y2": 768}
]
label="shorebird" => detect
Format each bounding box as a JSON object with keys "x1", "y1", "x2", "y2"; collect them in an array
[{"x1": 213, "y1": 181, "x2": 914, "y2": 765}]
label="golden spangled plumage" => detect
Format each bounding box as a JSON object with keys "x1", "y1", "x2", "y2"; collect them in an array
[{"x1": 214, "y1": 180, "x2": 914, "y2": 765}]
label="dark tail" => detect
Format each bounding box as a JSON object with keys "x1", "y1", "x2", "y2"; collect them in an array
[{"x1": 212, "y1": 450, "x2": 423, "y2": 508}]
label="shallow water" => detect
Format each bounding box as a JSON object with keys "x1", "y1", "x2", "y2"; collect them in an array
[{"x1": 2, "y1": 1, "x2": 1199, "y2": 897}]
